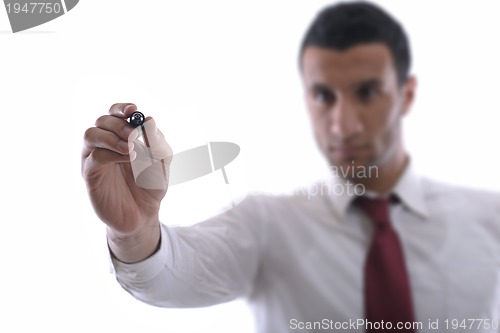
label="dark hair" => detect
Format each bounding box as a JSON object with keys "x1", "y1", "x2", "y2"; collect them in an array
[{"x1": 299, "y1": 1, "x2": 411, "y2": 84}]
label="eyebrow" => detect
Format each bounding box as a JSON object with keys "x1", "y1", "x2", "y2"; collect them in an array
[
  {"x1": 352, "y1": 78, "x2": 383, "y2": 90},
  {"x1": 309, "y1": 82, "x2": 333, "y2": 93},
  {"x1": 308, "y1": 78, "x2": 384, "y2": 92}
]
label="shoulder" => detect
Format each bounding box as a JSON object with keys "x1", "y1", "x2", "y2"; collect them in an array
[
  {"x1": 422, "y1": 177, "x2": 500, "y2": 204},
  {"x1": 421, "y1": 176, "x2": 500, "y2": 219}
]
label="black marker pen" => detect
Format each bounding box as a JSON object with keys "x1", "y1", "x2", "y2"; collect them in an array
[
  {"x1": 128, "y1": 111, "x2": 152, "y2": 157},
  {"x1": 128, "y1": 111, "x2": 145, "y2": 127},
  {"x1": 128, "y1": 111, "x2": 167, "y2": 181}
]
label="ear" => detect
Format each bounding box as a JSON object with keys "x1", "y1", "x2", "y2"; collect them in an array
[{"x1": 401, "y1": 75, "x2": 417, "y2": 116}]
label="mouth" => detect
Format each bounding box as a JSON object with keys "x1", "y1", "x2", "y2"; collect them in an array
[{"x1": 329, "y1": 145, "x2": 369, "y2": 157}]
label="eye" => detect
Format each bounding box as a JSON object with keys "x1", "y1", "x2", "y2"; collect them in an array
[
  {"x1": 312, "y1": 87, "x2": 335, "y2": 105},
  {"x1": 357, "y1": 84, "x2": 377, "y2": 102}
]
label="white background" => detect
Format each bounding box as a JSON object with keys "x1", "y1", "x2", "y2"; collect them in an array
[{"x1": 1, "y1": 0, "x2": 499, "y2": 332}]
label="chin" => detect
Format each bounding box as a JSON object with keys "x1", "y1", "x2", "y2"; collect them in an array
[
  {"x1": 329, "y1": 155, "x2": 371, "y2": 167},
  {"x1": 328, "y1": 156, "x2": 379, "y2": 182}
]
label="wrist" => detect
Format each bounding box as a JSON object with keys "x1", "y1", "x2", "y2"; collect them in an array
[
  {"x1": 107, "y1": 215, "x2": 160, "y2": 240},
  {"x1": 107, "y1": 217, "x2": 161, "y2": 264}
]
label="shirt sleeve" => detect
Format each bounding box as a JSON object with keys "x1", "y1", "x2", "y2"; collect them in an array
[{"x1": 109, "y1": 195, "x2": 267, "y2": 308}]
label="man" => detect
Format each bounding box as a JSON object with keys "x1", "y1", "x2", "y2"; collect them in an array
[{"x1": 82, "y1": 2, "x2": 500, "y2": 332}]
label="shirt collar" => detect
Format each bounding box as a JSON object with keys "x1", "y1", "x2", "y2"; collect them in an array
[
  {"x1": 326, "y1": 158, "x2": 429, "y2": 220},
  {"x1": 326, "y1": 175, "x2": 357, "y2": 218},
  {"x1": 391, "y1": 159, "x2": 429, "y2": 219}
]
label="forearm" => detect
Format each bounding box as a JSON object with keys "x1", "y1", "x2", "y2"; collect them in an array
[
  {"x1": 112, "y1": 223, "x2": 258, "y2": 308},
  {"x1": 109, "y1": 196, "x2": 265, "y2": 307},
  {"x1": 107, "y1": 217, "x2": 161, "y2": 264},
  {"x1": 109, "y1": 220, "x2": 262, "y2": 308}
]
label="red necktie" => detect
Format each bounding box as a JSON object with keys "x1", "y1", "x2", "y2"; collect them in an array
[{"x1": 356, "y1": 196, "x2": 416, "y2": 332}]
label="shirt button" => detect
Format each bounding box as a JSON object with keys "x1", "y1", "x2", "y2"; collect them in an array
[{"x1": 127, "y1": 271, "x2": 138, "y2": 278}]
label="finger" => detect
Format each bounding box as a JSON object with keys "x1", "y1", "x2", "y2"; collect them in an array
[
  {"x1": 141, "y1": 117, "x2": 168, "y2": 149},
  {"x1": 108, "y1": 103, "x2": 137, "y2": 118},
  {"x1": 95, "y1": 115, "x2": 140, "y2": 142},
  {"x1": 139, "y1": 117, "x2": 173, "y2": 160},
  {"x1": 82, "y1": 127, "x2": 134, "y2": 158},
  {"x1": 82, "y1": 148, "x2": 137, "y2": 178}
]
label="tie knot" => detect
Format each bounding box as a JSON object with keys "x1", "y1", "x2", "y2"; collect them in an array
[{"x1": 355, "y1": 196, "x2": 393, "y2": 230}]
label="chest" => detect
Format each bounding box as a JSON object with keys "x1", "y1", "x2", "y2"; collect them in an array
[{"x1": 260, "y1": 202, "x2": 500, "y2": 329}]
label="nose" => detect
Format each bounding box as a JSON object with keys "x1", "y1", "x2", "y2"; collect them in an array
[{"x1": 329, "y1": 98, "x2": 364, "y2": 138}]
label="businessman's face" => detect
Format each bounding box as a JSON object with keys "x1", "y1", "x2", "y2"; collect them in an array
[{"x1": 301, "y1": 43, "x2": 415, "y2": 182}]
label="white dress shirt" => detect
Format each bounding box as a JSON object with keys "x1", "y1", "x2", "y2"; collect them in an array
[{"x1": 111, "y1": 161, "x2": 500, "y2": 332}]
